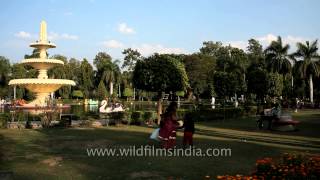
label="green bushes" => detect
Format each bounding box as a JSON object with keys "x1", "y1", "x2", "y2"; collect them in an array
[
  {"x1": 109, "y1": 112, "x2": 126, "y2": 125},
  {"x1": 127, "y1": 107, "x2": 255, "y2": 124},
  {"x1": 143, "y1": 111, "x2": 154, "y2": 121},
  {"x1": 130, "y1": 111, "x2": 155, "y2": 125},
  {"x1": 0, "y1": 113, "x2": 8, "y2": 128},
  {"x1": 130, "y1": 111, "x2": 143, "y2": 125},
  {"x1": 186, "y1": 107, "x2": 257, "y2": 121},
  {"x1": 190, "y1": 108, "x2": 240, "y2": 121},
  {"x1": 244, "y1": 106, "x2": 258, "y2": 115}
]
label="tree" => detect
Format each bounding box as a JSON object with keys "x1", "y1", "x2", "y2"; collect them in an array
[
  {"x1": 68, "y1": 58, "x2": 81, "y2": 83},
  {"x1": 72, "y1": 90, "x2": 84, "y2": 99},
  {"x1": 247, "y1": 68, "x2": 268, "y2": 101},
  {"x1": 0, "y1": 56, "x2": 11, "y2": 97},
  {"x1": 133, "y1": 54, "x2": 189, "y2": 123},
  {"x1": 228, "y1": 47, "x2": 248, "y2": 94},
  {"x1": 267, "y1": 73, "x2": 283, "y2": 97},
  {"x1": 213, "y1": 72, "x2": 240, "y2": 99},
  {"x1": 293, "y1": 40, "x2": 320, "y2": 103},
  {"x1": 122, "y1": 48, "x2": 141, "y2": 71},
  {"x1": 103, "y1": 60, "x2": 121, "y2": 96},
  {"x1": 183, "y1": 54, "x2": 215, "y2": 100},
  {"x1": 79, "y1": 58, "x2": 94, "y2": 98},
  {"x1": 94, "y1": 52, "x2": 121, "y2": 96},
  {"x1": 24, "y1": 49, "x2": 41, "y2": 59},
  {"x1": 265, "y1": 36, "x2": 292, "y2": 76},
  {"x1": 97, "y1": 81, "x2": 108, "y2": 100},
  {"x1": 247, "y1": 39, "x2": 264, "y2": 65},
  {"x1": 48, "y1": 55, "x2": 71, "y2": 99},
  {"x1": 200, "y1": 41, "x2": 223, "y2": 57},
  {"x1": 123, "y1": 87, "x2": 133, "y2": 101}
]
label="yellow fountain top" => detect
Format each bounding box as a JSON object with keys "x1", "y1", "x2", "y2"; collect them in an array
[
  {"x1": 40, "y1": 20, "x2": 47, "y2": 42},
  {"x1": 30, "y1": 20, "x2": 56, "y2": 49}
]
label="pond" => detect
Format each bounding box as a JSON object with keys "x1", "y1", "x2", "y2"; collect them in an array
[{"x1": 0, "y1": 100, "x2": 229, "y2": 122}]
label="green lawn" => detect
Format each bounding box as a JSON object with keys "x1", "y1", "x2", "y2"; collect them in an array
[{"x1": 0, "y1": 110, "x2": 319, "y2": 180}]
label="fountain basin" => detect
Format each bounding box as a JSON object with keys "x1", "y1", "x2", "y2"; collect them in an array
[
  {"x1": 9, "y1": 79, "x2": 75, "y2": 93},
  {"x1": 30, "y1": 42, "x2": 56, "y2": 48},
  {"x1": 21, "y1": 59, "x2": 64, "y2": 70},
  {"x1": 9, "y1": 79, "x2": 75, "y2": 107}
]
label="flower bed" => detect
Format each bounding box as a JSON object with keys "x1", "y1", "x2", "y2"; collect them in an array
[{"x1": 216, "y1": 153, "x2": 320, "y2": 180}]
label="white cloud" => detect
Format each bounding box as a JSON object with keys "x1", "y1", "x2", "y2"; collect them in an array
[
  {"x1": 226, "y1": 40, "x2": 248, "y2": 50},
  {"x1": 48, "y1": 32, "x2": 79, "y2": 40},
  {"x1": 257, "y1": 33, "x2": 278, "y2": 44},
  {"x1": 14, "y1": 31, "x2": 32, "y2": 39},
  {"x1": 133, "y1": 44, "x2": 187, "y2": 56},
  {"x1": 100, "y1": 39, "x2": 186, "y2": 55},
  {"x1": 118, "y1": 23, "x2": 135, "y2": 35},
  {"x1": 257, "y1": 34, "x2": 309, "y2": 50},
  {"x1": 226, "y1": 34, "x2": 309, "y2": 51},
  {"x1": 285, "y1": 35, "x2": 308, "y2": 45},
  {"x1": 102, "y1": 40, "x2": 124, "y2": 48}
]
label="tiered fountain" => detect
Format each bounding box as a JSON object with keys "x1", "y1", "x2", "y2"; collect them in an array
[{"x1": 9, "y1": 21, "x2": 76, "y2": 108}]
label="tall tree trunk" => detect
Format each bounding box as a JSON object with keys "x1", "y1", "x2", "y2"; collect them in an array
[
  {"x1": 133, "y1": 88, "x2": 135, "y2": 100},
  {"x1": 109, "y1": 82, "x2": 113, "y2": 95},
  {"x1": 157, "y1": 92, "x2": 163, "y2": 124},
  {"x1": 309, "y1": 74, "x2": 313, "y2": 104},
  {"x1": 118, "y1": 84, "x2": 121, "y2": 97}
]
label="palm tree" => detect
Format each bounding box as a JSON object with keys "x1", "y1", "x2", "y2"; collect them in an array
[
  {"x1": 265, "y1": 36, "x2": 292, "y2": 76},
  {"x1": 102, "y1": 60, "x2": 121, "y2": 96},
  {"x1": 292, "y1": 40, "x2": 320, "y2": 103}
]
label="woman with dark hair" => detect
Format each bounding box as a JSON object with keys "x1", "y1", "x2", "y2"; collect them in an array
[{"x1": 158, "y1": 102, "x2": 179, "y2": 149}]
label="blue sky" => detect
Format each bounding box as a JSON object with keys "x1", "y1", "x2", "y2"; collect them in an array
[{"x1": 0, "y1": 0, "x2": 319, "y2": 64}]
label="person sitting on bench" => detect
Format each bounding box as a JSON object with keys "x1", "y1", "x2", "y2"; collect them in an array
[{"x1": 267, "y1": 103, "x2": 281, "y2": 129}]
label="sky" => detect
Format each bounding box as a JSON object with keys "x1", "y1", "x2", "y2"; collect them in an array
[{"x1": 0, "y1": 0, "x2": 319, "y2": 64}]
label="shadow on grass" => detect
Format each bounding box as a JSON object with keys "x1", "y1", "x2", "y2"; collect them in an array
[{"x1": 0, "y1": 125, "x2": 319, "y2": 180}]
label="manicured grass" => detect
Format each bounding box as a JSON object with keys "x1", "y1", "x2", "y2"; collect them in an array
[{"x1": 0, "y1": 110, "x2": 319, "y2": 180}]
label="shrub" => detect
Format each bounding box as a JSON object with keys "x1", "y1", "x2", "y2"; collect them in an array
[
  {"x1": 143, "y1": 111, "x2": 154, "y2": 121},
  {"x1": 109, "y1": 112, "x2": 125, "y2": 125},
  {"x1": 189, "y1": 108, "x2": 245, "y2": 121},
  {"x1": 217, "y1": 153, "x2": 320, "y2": 179},
  {"x1": 123, "y1": 87, "x2": 134, "y2": 98},
  {"x1": 0, "y1": 113, "x2": 8, "y2": 128},
  {"x1": 244, "y1": 106, "x2": 258, "y2": 115},
  {"x1": 130, "y1": 111, "x2": 142, "y2": 125},
  {"x1": 72, "y1": 90, "x2": 84, "y2": 99}
]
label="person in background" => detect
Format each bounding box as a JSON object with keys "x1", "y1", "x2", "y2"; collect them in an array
[
  {"x1": 182, "y1": 113, "x2": 195, "y2": 147},
  {"x1": 267, "y1": 102, "x2": 281, "y2": 130},
  {"x1": 158, "y1": 102, "x2": 179, "y2": 149}
]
